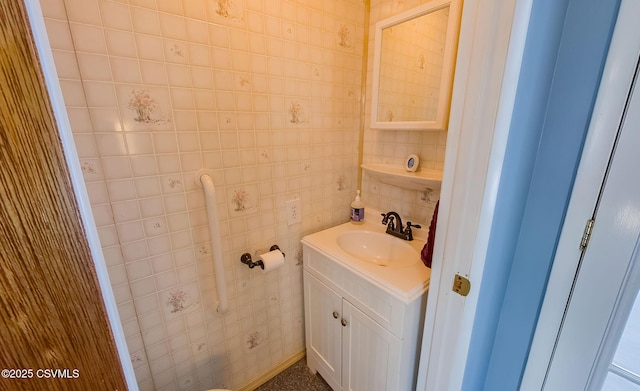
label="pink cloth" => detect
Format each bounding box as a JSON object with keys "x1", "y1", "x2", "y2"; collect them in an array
[{"x1": 421, "y1": 200, "x2": 439, "y2": 268}]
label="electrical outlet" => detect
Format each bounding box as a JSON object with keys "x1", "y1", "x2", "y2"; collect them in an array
[{"x1": 286, "y1": 198, "x2": 302, "y2": 225}]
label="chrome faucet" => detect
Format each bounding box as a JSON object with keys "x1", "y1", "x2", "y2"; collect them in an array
[{"x1": 380, "y1": 211, "x2": 421, "y2": 241}]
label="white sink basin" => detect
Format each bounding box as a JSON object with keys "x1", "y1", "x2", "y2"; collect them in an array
[
  {"x1": 302, "y1": 210, "x2": 431, "y2": 301},
  {"x1": 336, "y1": 230, "x2": 419, "y2": 267}
]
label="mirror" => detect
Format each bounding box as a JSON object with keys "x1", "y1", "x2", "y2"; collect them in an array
[{"x1": 371, "y1": 0, "x2": 461, "y2": 131}]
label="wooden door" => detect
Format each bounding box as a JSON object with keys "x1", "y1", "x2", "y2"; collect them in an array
[{"x1": 0, "y1": 1, "x2": 127, "y2": 390}]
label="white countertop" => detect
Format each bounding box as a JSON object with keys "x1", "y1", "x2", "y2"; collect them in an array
[{"x1": 301, "y1": 208, "x2": 431, "y2": 303}]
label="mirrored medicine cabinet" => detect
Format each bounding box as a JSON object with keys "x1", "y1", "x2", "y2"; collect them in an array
[{"x1": 370, "y1": 0, "x2": 462, "y2": 131}]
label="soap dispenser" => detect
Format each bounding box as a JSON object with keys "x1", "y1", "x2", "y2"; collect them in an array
[{"x1": 350, "y1": 190, "x2": 365, "y2": 224}]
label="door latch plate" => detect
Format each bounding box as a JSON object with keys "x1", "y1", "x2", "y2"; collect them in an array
[{"x1": 452, "y1": 274, "x2": 471, "y2": 296}]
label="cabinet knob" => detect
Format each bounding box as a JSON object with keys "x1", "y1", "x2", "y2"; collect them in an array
[
  {"x1": 332, "y1": 311, "x2": 339, "y2": 319},
  {"x1": 341, "y1": 318, "x2": 348, "y2": 327}
]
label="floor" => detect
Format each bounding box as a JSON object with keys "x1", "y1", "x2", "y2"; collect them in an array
[{"x1": 253, "y1": 358, "x2": 332, "y2": 391}]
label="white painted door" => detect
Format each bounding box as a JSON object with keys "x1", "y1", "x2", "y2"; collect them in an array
[
  {"x1": 416, "y1": 0, "x2": 530, "y2": 387},
  {"x1": 530, "y1": 52, "x2": 640, "y2": 390},
  {"x1": 304, "y1": 272, "x2": 343, "y2": 390},
  {"x1": 521, "y1": 1, "x2": 640, "y2": 388},
  {"x1": 342, "y1": 300, "x2": 401, "y2": 391}
]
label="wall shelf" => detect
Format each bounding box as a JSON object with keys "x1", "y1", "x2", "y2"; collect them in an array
[{"x1": 361, "y1": 163, "x2": 442, "y2": 191}]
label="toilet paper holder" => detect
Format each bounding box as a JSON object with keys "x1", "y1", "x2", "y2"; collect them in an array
[{"x1": 241, "y1": 245, "x2": 285, "y2": 270}]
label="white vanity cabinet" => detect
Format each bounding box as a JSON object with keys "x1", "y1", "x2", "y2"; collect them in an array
[
  {"x1": 304, "y1": 271, "x2": 402, "y2": 391},
  {"x1": 302, "y1": 243, "x2": 428, "y2": 391}
]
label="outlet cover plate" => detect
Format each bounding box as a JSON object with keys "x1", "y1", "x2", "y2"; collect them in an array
[{"x1": 286, "y1": 198, "x2": 302, "y2": 225}]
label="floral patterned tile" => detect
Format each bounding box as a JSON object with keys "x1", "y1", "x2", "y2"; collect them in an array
[
  {"x1": 115, "y1": 85, "x2": 173, "y2": 131},
  {"x1": 245, "y1": 325, "x2": 268, "y2": 351},
  {"x1": 337, "y1": 23, "x2": 355, "y2": 51},
  {"x1": 207, "y1": 0, "x2": 245, "y2": 24},
  {"x1": 286, "y1": 100, "x2": 309, "y2": 127},
  {"x1": 227, "y1": 184, "x2": 258, "y2": 217},
  {"x1": 336, "y1": 172, "x2": 350, "y2": 192},
  {"x1": 161, "y1": 283, "x2": 200, "y2": 318},
  {"x1": 79, "y1": 159, "x2": 103, "y2": 181}
]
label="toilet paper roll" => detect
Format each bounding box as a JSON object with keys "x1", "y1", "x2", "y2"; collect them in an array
[{"x1": 258, "y1": 249, "x2": 285, "y2": 272}]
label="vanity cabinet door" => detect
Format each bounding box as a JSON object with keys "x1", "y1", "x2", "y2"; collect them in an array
[
  {"x1": 304, "y1": 271, "x2": 343, "y2": 390},
  {"x1": 342, "y1": 300, "x2": 402, "y2": 391}
]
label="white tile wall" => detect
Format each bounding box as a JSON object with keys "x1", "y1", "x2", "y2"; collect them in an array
[
  {"x1": 42, "y1": 0, "x2": 450, "y2": 389},
  {"x1": 42, "y1": 0, "x2": 367, "y2": 389}
]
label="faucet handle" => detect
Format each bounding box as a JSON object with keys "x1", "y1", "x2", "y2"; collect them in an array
[
  {"x1": 406, "y1": 222, "x2": 421, "y2": 230},
  {"x1": 387, "y1": 216, "x2": 396, "y2": 231},
  {"x1": 405, "y1": 222, "x2": 421, "y2": 241},
  {"x1": 381, "y1": 212, "x2": 395, "y2": 226}
]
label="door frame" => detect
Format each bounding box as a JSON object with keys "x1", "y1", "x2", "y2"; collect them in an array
[
  {"x1": 23, "y1": 1, "x2": 137, "y2": 388},
  {"x1": 521, "y1": 0, "x2": 640, "y2": 388},
  {"x1": 417, "y1": 0, "x2": 533, "y2": 389}
]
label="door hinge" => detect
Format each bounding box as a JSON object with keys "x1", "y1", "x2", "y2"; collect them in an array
[
  {"x1": 452, "y1": 274, "x2": 471, "y2": 296},
  {"x1": 580, "y1": 219, "x2": 595, "y2": 251}
]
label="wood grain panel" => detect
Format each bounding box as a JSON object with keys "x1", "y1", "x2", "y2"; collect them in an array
[{"x1": 0, "y1": 2, "x2": 127, "y2": 390}]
